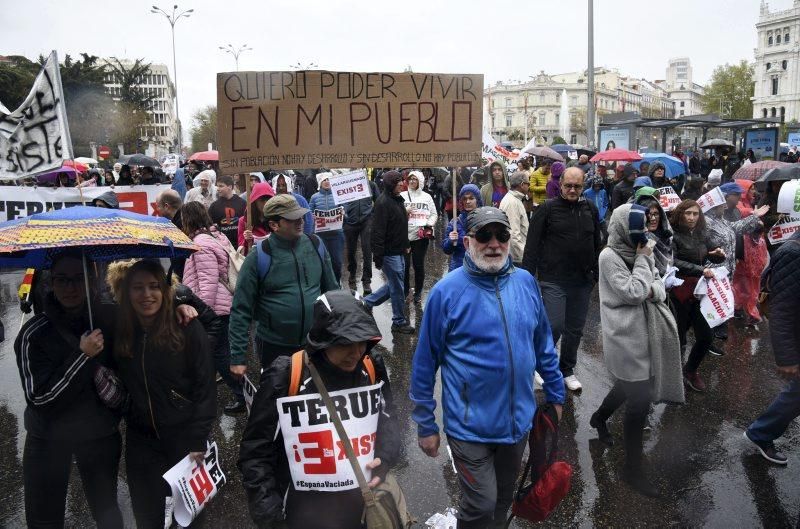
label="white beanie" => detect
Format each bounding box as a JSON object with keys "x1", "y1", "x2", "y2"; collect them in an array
[
  {"x1": 707, "y1": 169, "x2": 722, "y2": 186},
  {"x1": 316, "y1": 172, "x2": 332, "y2": 187}
]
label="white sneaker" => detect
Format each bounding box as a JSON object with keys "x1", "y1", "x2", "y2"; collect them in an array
[
  {"x1": 564, "y1": 375, "x2": 583, "y2": 392},
  {"x1": 534, "y1": 372, "x2": 544, "y2": 389}
]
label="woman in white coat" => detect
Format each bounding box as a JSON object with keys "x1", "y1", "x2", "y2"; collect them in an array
[{"x1": 401, "y1": 170, "x2": 438, "y2": 304}]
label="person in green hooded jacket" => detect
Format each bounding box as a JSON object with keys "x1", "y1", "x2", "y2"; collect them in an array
[{"x1": 229, "y1": 194, "x2": 338, "y2": 382}]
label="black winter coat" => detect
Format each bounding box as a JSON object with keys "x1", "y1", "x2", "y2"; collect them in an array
[
  {"x1": 522, "y1": 196, "x2": 601, "y2": 284},
  {"x1": 14, "y1": 296, "x2": 120, "y2": 441},
  {"x1": 370, "y1": 189, "x2": 409, "y2": 266},
  {"x1": 768, "y1": 234, "x2": 800, "y2": 367},
  {"x1": 238, "y1": 351, "x2": 401, "y2": 528},
  {"x1": 611, "y1": 179, "x2": 634, "y2": 210},
  {"x1": 116, "y1": 319, "x2": 215, "y2": 452},
  {"x1": 671, "y1": 228, "x2": 723, "y2": 278}
]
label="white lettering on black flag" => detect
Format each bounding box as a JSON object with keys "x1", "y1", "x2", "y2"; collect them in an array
[{"x1": 0, "y1": 51, "x2": 73, "y2": 180}]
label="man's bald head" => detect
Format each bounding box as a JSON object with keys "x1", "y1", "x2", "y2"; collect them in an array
[
  {"x1": 157, "y1": 190, "x2": 182, "y2": 219},
  {"x1": 579, "y1": 154, "x2": 588, "y2": 164}
]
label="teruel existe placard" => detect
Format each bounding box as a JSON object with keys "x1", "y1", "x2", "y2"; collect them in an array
[{"x1": 217, "y1": 71, "x2": 483, "y2": 173}]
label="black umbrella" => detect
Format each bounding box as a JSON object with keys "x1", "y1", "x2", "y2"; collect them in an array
[
  {"x1": 755, "y1": 164, "x2": 800, "y2": 191},
  {"x1": 118, "y1": 153, "x2": 160, "y2": 167},
  {"x1": 700, "y1": 138, "x2": 735, "y2": 149}
]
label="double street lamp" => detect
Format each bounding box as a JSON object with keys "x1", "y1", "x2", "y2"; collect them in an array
[
  {"x1": 150, "y1": 4, "x2": 193, "y2": 152},
  {"x1": 220, "y1": 44, "x2": 252, "y2": 71}
]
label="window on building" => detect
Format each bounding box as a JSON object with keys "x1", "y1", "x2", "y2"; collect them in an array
[
  {"x1": 763, "y1": 108, "x2": 768, "y2": 118},
  {"x1": 781, "y1": 107, "x2": 786, "y2": 122},
  {"x1": 555, "y1": 112, "x2": 560, "y2": 124},
  {"x1": 531, "y1": 117, "x2": 537, "y2": 125},
  {"x1": 777, "y1": 34, "x2": 782, "y2": 44},
  {"x1": 768, "y1": 35, "x2": 773, "y2": 45},
  {"x1": 571, "y1": 96, "x2": 577, "y2": 106},
  {"x1": 680, "y1": 110, "x2": 685, "y2": 116},
  {"x1": 505, "y1": 116, "x2": 512, "y2": 127},
  {"x1": 772, "y1": 77, "x2": 779, "y2": 95},
  {"x1": 539, "y1": 111, "x2": 546, "y2": 126},
  {"x1": 782, "y1": 60, "x2": 788, "y2": 70},
  {"x1": 766, "y1": 62, "x2": 771, "y2": 70},
  {"x1": 556, "y1": 92, "x2": 560, "y2": 103},
  {"x1": 539, "y1": 92, "x2": 545, "y2": 103},
  {"x1": 680, "y1": 101, "x2": 685, "y2": 107},
  {"x1": 771, "y1": 107, "x2": 777, "y2": 117},
  {"x1": 786, "y1": 33, "x2": 791, "y2": 43},
  {"x1": 505, "y1": 97, "x2": 512, "y2": 108}
]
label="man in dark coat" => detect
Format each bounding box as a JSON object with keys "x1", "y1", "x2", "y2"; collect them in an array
[{"x1": 744, "y1": 233, "x2": 800, "y2": 465}]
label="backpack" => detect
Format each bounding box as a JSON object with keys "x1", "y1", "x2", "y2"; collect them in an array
[
  {"x1": 287, "y1": 350, "x2": 376, "y2": 396},
  {"x1": 209, "y1": 233, "x2": 246, "y2": 294},
  {"x1": 256, "y1": 233, "x2": 327, "y2": 283}
]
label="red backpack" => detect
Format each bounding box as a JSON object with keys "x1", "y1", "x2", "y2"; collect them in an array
[{"x1": 507, "y1": 405, "x2": 573, "y2": 526}]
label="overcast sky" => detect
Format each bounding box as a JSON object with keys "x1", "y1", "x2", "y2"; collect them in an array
[{"x1": 0, "y1": 0, "x2": 787, "y2": 143}]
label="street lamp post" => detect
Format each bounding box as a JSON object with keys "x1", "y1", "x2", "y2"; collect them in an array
[
  {"x1": 219, "y1": 44, "x2": 252, "y2": 71},
  {"x1": 151, "y1": 4, "x2": 194, "y2": 152}
]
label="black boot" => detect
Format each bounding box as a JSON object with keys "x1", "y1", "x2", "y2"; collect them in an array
[
  {"x1": 622, "y1": 465, "x2": 660, "y2": 498},
  {"x1": 590, "y1": 411, "x2": 614, "y2": 446}
]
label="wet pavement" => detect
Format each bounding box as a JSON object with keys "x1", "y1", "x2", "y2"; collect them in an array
[{"x1": 1, "y1": 234, "x2": 799, "y2": 528}]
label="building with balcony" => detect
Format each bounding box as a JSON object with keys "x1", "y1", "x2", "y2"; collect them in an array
[{"x1": 752, "y1": 1, "x2": 800, "y2": 123}]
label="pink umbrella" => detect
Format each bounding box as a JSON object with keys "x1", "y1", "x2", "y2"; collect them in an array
[
  {"x1": 62, "y1": 159, "x2": 89, "y2": 172},
  {"x1": 731, "y1": 160, "x2": 791, "y2": 182},
  {"x1": 590, "y1": 148, "x2": 642, "y2": 163},
  {"x1": 188, "y1": 150, "x2": 219, "y2": 161}
]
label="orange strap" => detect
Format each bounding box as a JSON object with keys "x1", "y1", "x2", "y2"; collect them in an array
[{"x1": 288, "y1": 351, "x2": 376, "y2": 396}]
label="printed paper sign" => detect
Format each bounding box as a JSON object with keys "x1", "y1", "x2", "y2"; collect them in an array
[
  {"x1": 314, "y1": 207, "x2": 344, "y2": 232},
  {"x1": 331, "y1": 170, "x2": 371, "y2": 205},
  {"x1": 406, "y1": 202, "x2": 433, "y2": 226},
  {"x1": 768, "y1": 216, "x2": 800, "y2": 245},
  {"x1": 0, "y1": 184, "x2": 166, "y2": 221},
  {"x1": 0, "y1": 51, "x2": 74, "y2": 180},
  {"x1": 776, "y1": 180, "x2": 800, "y2": 215},
  {"x1": 658, "y1": 187, "x2": 682, "y2": 212},
  {"x1": 162, "y1": 442, "x2": 226, "y2": 527},
  {"x1": 694, "y1": 267, "x2": 734, "y2": 328},
  {"x1": 482, "y1": 131, "x2": 518, "y2": 164},
  {"x1": 276, "y1": 381, "x2": 383, "y2": 492},
  {"x1": 696, "y1": 187, "x2": 725, "y2": 213},
  {"x1": 243, "y1": 374, "x2": 258, "y2": 416},
  {"x1": 216, "y1": 71, "x2": 483, "y2": 172}
]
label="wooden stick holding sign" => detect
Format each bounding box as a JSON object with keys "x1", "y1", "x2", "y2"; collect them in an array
[{"x1": 451, "y1": 167, "x2": 458, "y2": 246}]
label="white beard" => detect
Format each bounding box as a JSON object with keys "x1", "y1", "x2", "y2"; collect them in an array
[{"x1": 467, "y1": 243, "x2": 508, "y2": 273}]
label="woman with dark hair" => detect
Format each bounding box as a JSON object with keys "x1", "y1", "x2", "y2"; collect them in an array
[
  {"x1": 181, "y1": 201, "x2": 245, "y2": 415},
  {"x1": 111, "y1": 260, "x2": 215, "y2": 529},
  {"x1": 669, "y1": 200, "x2": 725, "y2": 392},
  {"x1": 237, "y1": 181, "x2": 275, "y2": 254},
  {"x1": 606, "y1": 140, "x2": 616, "y2": 151},
  {"x1": 634, "y1": 187, "x2": 673, "y2": 277}
]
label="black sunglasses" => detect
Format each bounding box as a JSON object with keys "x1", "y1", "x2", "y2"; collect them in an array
[{"x1": 473, "y1": 227, "x2": 511, "y2": 244}]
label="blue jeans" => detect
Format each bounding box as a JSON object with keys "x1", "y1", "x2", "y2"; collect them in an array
[
  {"x1": 320, "y1": 231, "x2": 345, "y2": 284},
  {"x1": 364, "y1": 254, "x2": 406, "y2": 325},
  {"x1": 747, "y1": 379, "x2": 800, "y2": 443}
]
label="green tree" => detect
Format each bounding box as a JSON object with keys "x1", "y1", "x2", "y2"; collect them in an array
[
  {"x1": 104, "y1": 58, "x2": 158, "y2": 153},
  {"x1": 0, "y1": 55, "x2": 40, "y2": 109},
  {"x1": 701, "y1": 60, "x2": 754, "y2": 119},
  {"x1": 190, "y1": 105, "x2": 217, "y2": 153},
  {"x1": 551, "y1": 136, "x2": 567, "y2": 145}
]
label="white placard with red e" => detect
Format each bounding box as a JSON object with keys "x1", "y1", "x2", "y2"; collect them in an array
[
  {"x1": 768, "y1": 216, "x2": 800, "y2": 245},
  {"x1": 314, "y1": 207, "x2": 344, "y2": 233},
  {"x1": 276, "y1": 382, "x2": 383, "y2": 491},
  {"x1": 162, "y1": 442, "x2": 226, "y2": 527},
  {"x1": 330, "y1": 170, "x2": 371, "y2": 205},
  {"x1": 658, "y1": 187, "x2": 682, "y2": 212},
  {"x1": 696, "y1": 187, "x2": 725, "y2": 213},
  {"x1": 693, "y1": 267, "x2": 734, "y2": 328}
]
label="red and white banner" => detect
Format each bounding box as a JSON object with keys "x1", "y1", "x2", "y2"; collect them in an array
[
  {"x1": 768, "y1": 216, "x2": 800, "y2": 245},
  {"x1": 694, "y1": 267, "x2": 734, "y2": 328},
  {"x1": 313, "y1": 207, "x2": 344, "y2": 233},
  {"x1": 0, "y1": 184, "x2": 166, "y2": 221},
  {"x1": 276, "y1": 382, "x2": 383, "y2": 492},
  {"x1": 162, "y1": 442, "x2": 226, "y2": 527},
  {"x1": 658, "y1": 187, "x2": 682, "y2": 212},
  {"x1": 696, "y1": 187, "x2": 725, "y2": 213},
  {"x1": 330, "y1": 170, "x2": 371, "y2": 206}
]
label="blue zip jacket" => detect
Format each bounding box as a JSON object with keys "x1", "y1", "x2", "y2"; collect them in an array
[
  {"x1": 309, "y1": 187, "x2": 344, "y2": 233},
  {"x1": 292, "y1": 192, "x2": 315, "y2": 235},
  {"x1": 410, "y1": 254, "x2": 565, "y2": 443},
  {"x1": 583, "y1": 186, "x2": 609, "y2": 224}
]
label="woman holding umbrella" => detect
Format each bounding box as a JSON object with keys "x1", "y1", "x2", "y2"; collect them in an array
[
  {"x1": 110, "y1": 259, "x2": 216, "y2": 529},
  {"x1": 14, "y1": 252, "x2": 124, "y2": 529}
]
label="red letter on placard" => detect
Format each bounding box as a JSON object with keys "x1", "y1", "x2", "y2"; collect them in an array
[
  {"x1": 189, "y1": 466, "x2": 214, "y2": 505},
  {"x1": 298, "y1": 430, "x2": 337, "y2": 474}
]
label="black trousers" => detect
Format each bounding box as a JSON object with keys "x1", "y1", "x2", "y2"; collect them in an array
[
  {"x1": 126, "y1": 428, "x2": 197, "y2": 529},
  {"x1": 24, "y1": 432, "x2": 123, "y2": 529},
  {"x1": 671, "y1": 295, "x2": 714, "y2": 373},
  {"x1": 343, "y1": 220, "x2": 372, "y2": 283},
  {"x1": 404, "y1": 238, "x2": 429, "y2": 297},
  {"x1": 448, "y1": 436, "x2": 527, "y2": 529},
  {"x1": 595, "y1": 378, "x2": 652, "y2": 469}
]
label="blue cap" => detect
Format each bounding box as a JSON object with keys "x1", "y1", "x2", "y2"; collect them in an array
[
  {"x1": 634, "y1": 176, "x2": 653, "y2": 189},
  {"x1": 719, "y1": 182, "x2": 744, "y2": 196}
]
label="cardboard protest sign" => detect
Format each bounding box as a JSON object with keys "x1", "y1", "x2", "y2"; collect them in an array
[
  {"x1": 314, "y1": 206, "x2": 344, "y2": 233},
  {"x1": 162, "y1": 442, "x2": 226, "y2": 527},
  {"x1": 658, "y1": 187, "x2": 682, "y2": 212},
  {"x1": 768, "y1": 216, "x2": 800, "y2": 245},
  {"x1": 0, "y1": 184, "x2": 164, "y2": 221},
  {"x1": 693, "y1": 267, "x2": 734, "y2": 328},
  {"x1": 777, "y1": 180, "x2": 800, "y2": 215},
  {"x1": 243, "y1": 374, "x2": 258, "y2": 416},
  {"x1": 216, "y1": 71, "x2": 483, "y2": 172},
  {"x1": 0, "y1": 51, "x2": 73, "y2": 180},
  {"x1": 330, "y1": 170, "x2": 371, "y2": 206},
  {"x1": 696, "y1": 187, "x2": 725, "y2": 213},
  {"x1": 276, "y1": 382, "x2": 384, "y2": 492}
]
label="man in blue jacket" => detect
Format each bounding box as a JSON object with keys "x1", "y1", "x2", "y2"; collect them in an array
[{"x1": 411, "y1": 207, "x2": 565, "y2": 529}]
